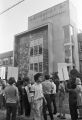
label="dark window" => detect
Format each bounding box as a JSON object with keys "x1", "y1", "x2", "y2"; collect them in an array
[
  {"x1": 39, "y1": 44, "x2": 42, "y2": 54},
  {"x1": 30, "y1": 63, "x2": 33, "y2": 70},
  {"x1": 80, "y1": 44, "x2": 82, "y2": 52},
  {"x1": 6, "y1": 60, "x2": 8, "y2": 65},
  {"x1": 65, "y1": 58, "x2": 70, "y2": 63},
  {"x1": 65, "y1": 45, "x2": 71, "y2": 57},
  {"x1": 39, "y1": 62, "x2": 42, "y2": 72},
  {"x1": 10, "y1": 58, "x2": 13, "y2": 64},
  {"x1": 30, "y1": 47, "x2": 33, "y2": 56},
  {"x1": 34, "y1": 63, "x2": 38, "y2": 72},
  {"x1": 34, "y1": 46, "x2": 38, "y2": 55},
  {"x1": 3, "y1": 60, "x2": 6, "y2": 65}
]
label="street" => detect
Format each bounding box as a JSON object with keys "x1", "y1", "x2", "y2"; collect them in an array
[{"x1": 0, "y1": 109, "x2": 71, "y2": 120}]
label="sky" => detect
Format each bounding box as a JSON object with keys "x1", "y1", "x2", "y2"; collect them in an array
[{"x1": 0, "y1": 0, "x2": 82, "y2": 54}]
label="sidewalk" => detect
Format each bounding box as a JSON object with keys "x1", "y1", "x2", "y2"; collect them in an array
[
  {"x1": 0, "y1": 109, "x2": 71, "y2": 120},
  {"x1": 16, "y1": 113, "x2": 71, "y2": 120}
]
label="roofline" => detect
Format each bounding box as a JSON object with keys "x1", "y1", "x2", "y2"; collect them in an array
[
  {"x1": 14, "y1": 22, "x2": 50, "y2": 37},
  {"x1": 28, "y1": 0, "x2": 67, "y2": 19}
]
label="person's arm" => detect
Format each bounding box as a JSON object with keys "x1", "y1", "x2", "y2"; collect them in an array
[
  {"x1": 51, "y1": 82, "x2": 56, "y2": 94},
  {"x1": 15, "y1": 87, "x2": 19, "y2": 103}
]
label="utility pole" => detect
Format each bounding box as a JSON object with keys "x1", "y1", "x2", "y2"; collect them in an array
[{"x1": 0, "y1": 0, "x2": 25, "y2": 15}]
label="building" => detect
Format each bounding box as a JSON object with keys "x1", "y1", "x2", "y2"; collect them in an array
[
  {"x1": 14, "y1": 0, "x2": 79, "y2": 77},
  {"x1": 0, "y1": 51, "x2": 13, "y2": 67},
  {"x1": 78, "y1": 33, "x2": 82, "y2": 73}
]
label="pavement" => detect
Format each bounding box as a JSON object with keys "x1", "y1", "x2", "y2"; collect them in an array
[{"x1": 0, "y1": 109, "x2": 71, "y2": 120}]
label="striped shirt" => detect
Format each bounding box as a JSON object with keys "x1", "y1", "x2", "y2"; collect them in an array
[{"x1": 4, "y1": 84, "x2": 19, "y2": 103}]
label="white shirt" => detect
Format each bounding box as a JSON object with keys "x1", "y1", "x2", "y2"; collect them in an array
[
  {"x1": 51, "y1": 81, "x2": 56, "y2": 94},
  {"x1": 31, "y1": 82, "x2": 43, "y2": 101}
]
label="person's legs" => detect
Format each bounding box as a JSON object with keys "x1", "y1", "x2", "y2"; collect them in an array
[
  {"x1": 11, "y1": 103, "x2": 17, "y2": 120},
  {"x1": 33, "y1": 99, "x2": 43, "y2": 120},
  {"x1": 69, "y1": 103, "x2": 78, "y2": 120},
  {"x1": 43, "y1": 98, "x2": 47, "y2": 120},
  {"x1": 44, "y1": 94, "x2": 54, "y2": 120},
  {"x1": 51, "y1": 94, "x2": 57, "y2": 114},
  {"x1": 6, "y1": 103, "x2": 12, "y2": 120},
  {"x1": 24, "y1": 97, "x2": 31, "y2": 116}
]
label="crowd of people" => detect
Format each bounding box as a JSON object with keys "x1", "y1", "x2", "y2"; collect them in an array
[{"x1": 0, "y1": 66, "x2": 82, "y2": 120}]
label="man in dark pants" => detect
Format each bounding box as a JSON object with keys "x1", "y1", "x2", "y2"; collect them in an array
[
  {"x1": 66, "y1": 79, "x2": 78, "y2": 120},
  {"x1": 4, "y1": 77, "x2": 19, "y2": 120},
  {"x1": 42, "y1": 75, "x2": 54, "y2": 120},
  {"x1": 50, "y1": 77, "x2": 57, "y2": 114}
]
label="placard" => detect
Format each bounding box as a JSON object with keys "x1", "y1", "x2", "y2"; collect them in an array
[
  {"x1": 7, "y1": 67, "x2": 18, "y2": 82},
  {"x1": 58, "y1": 63, "x2": 69, "y2": 81}
]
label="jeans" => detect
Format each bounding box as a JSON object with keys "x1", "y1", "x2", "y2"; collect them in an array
[
  {"x1": 50, "y1": 94, "x2": 57, "y2": 114},
  {"x1": 6, "y1": 103, "x2": 17, "y2": 120},
  {"x1": 43, "y1": 94, "x2": 54, "y2": 120}
]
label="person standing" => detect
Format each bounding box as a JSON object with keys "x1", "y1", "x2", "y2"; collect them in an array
[
  {"x1": 42, "y1": 74, "x2": 54, "y2": 120},
  {"x1": 23, "y1": 77, "x2": 31, "y2": 117},
  {"x1": 76, "y1": 77, "x2": 82, "y2": 119},
  {"x1": 50, "y1": 77, "x2": 57, "y2": 114},
  {"x1": 30, "y1": 73, "x2": 44, "y2": 120},
  {"x1": 4, "y1": 77, "x2": 19, "y2": 120},
  {"x1": 66, "y1": 78, "x2": 78, "y2": 120},
  {"x1": 57, "y1": 80, "x2": 66, "y2": 119}
]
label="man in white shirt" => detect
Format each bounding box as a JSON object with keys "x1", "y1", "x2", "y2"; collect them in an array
[{"x1": 50, "y1": 77, "x2": 57, "y2": 114}]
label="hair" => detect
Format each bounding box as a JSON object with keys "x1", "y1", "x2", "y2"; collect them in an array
[
  {"x1": 34, "y1": 73, "x2": 42, "y2": 82},
  {"x1": 71, "y1": 83, "x2": 76, "y2": 89},
  {"x1": 8, "y1": 77, "x2": 15, "y2": 85},
  {"x1": 45, "y1": 74, "x2": 50, "y2": 80}
]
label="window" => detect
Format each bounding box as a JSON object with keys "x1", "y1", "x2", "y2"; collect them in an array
[
  {"x1": 34, "y1": 46, "x2": 38, "y2": 55},
  {"x1": 63, "y1": 25, "x2": 70, "y2": 43},
  {"x1": 0, "y1": 60, "x2": 2, "y2": 65},
  {"x1": 10, "y1": 57, "x2": 13, "y2": 64},
  {"x1": 65, "y1": 58, "x2": 70, "y2": 63},
  {"x1": 39, "y1": 62, "x2": 42, "y2": 72},
  {"x1": 34, "y1": 63, "x2": 38, "y2": 72},
  {"x1": 65, "y1": 45, "x2": 71, "y2": 57},
  {"x1": 3, "y1": 60, "x2": 6, "y2": 65},
  {"x1": 30, "y1": 47, "x2": 33, "y2": 56},
  {"x1": 30, "y1": 63, "x2": 33, "y2": 70},
  {"x1": 5, "y1": 60, "x2": 8, "y2": 64},
  {"x1": 80, "y1": 43, "x2": 82, "y2": 52},
  {"x1": 39, "y1": 44, "x2": 42, "y2": 54},
  {"x1": 70, "y1": 26, "x2": 74, "y2": 43}
]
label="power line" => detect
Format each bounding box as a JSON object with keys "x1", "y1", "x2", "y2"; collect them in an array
[{"x1": 0, "y1": 0, "x2": 25, "y2": 15}]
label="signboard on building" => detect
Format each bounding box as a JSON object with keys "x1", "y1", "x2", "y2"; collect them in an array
[
  {"x1": 58, "y1": 63, "x2": 69, "y2": 81},
  {"x1": 7, "y1": 67, "x2": 18, "y2": 82}
]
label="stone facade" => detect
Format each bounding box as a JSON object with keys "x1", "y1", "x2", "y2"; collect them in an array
[
  {"x1": 78, "y1": 33, "x2": 82, "y2": 73},
  {"x1": 28, "y1": 0, "x2": 79, "y2": 72},
  {"x1": 14, "y1": 26, "x2": 48, "y2": 77}
]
